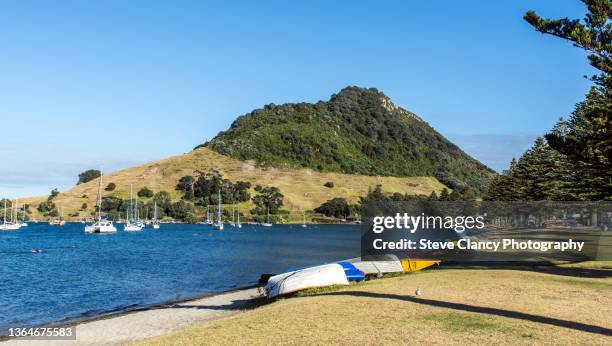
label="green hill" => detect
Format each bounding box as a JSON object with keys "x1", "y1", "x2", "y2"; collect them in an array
[{"x1": 203, "y1": 86, "x2": 494, "y2": 193}]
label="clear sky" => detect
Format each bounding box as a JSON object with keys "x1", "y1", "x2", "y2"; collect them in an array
[{"x1": 0, "y1": 0, "x2": 596, "y2": 197}]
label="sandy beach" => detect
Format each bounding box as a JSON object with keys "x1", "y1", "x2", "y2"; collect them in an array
[{"x1": 2, "y1": 287, "x2": 263, "y2": 346}]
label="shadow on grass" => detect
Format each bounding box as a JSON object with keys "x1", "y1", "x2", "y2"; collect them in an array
[
  {"x1": 440, "y1": 262, "x2": 612, "y2": 279},
  {"x1": 163, "y1": 296, "x2": 268, "y2": 311},
  {"x1": 315, "y1": 291, "x2": 612, "y2": 337}
]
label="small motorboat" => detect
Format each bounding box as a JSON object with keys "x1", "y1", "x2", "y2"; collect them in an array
[{"x1": 265, "y1": 263, "x2": 349, "y2": 299}]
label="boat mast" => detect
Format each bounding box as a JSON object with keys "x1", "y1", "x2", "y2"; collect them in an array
[
  {"x1": 129, "y1": 184, "x2": 134, "y2": 220},
  {"x1": 3, "y1": 199, "x2": 6, "y2": 225},
  {"x1": 135, "y1": 197, "x2": 139, "y2": 222},
  {"x1": 96, "y1": 175, "x2": 103, "y2": 221},
  {"x1": 237, "y1": 207, "x2": 240, "y2": 225},
  {"x1": 217, "y1": 189, "x2": 222, "y2": 224}
]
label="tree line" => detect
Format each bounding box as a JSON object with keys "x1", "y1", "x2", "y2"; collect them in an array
[{"x1": 486, "y1": 1, "x2": 611, "y2": 201}]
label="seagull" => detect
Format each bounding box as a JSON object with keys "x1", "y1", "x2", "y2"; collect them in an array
[{"x1": 415, "y1": 288, "x2": 422, "y2": 296}]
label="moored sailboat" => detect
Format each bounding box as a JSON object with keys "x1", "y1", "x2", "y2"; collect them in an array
[
  {"x1": 261, "y1": 206, "x2": 273, "y2": 227},
  {"x1": 84, "y1": 174, "x2": 117, "y2": 233},
  {"x1": 49, "y1": 206, "x2": 66, "y2": 226},
  {"x1": 212, "y1": 190, "x2": 223, "y2": 230},
  {"x1": 152, "y1": 200, "x2": 160, "y2": 229},
  {"x1": 0, "y1": 199, "x2": 20, "y2": 231},
  {"x1": 124, "y1": 185, "x2": 143, "y2": 232}
]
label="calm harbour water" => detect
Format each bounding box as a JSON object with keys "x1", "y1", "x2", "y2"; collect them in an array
[{"x1": 0, "y1": 222, "x2": 360, "y2": 331}]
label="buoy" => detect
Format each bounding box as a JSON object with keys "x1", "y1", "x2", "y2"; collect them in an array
[{"x1": 31, "y1": 249, "x2": 42, "y2": 253}]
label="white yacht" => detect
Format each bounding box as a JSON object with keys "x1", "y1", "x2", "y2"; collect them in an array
[
  {"x1": 205, "y1": 207, "x2": 213, "y2": 225},
  {"x1": 19, "y1": 202, "x2": 28, "y2": 227},
  {"x1": 0, "y1": 199, "x2": 20, "y2": 231},
  {"x1": 261, "y1": 207, "x2": 273, "y2": 227},
  {"x1": 124, "y1": 185, "x2": 143, "y2": 232},
  {"x1": 84, "y1": 175, "x2": 117, "y2": 233},
  {"x1": 212, "y1": 190, "x2": 224, "y2": 230},
  {"x1": 229, "y1": 207, "x2": 236, "y2": 227},
  {"x1": 152, "y1": 201, "x2": 160, "y2": 229}
]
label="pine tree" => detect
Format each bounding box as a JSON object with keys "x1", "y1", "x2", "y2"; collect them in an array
[
  {"x1": 439, "y1": 188, "x2": 451, "y2": 201},
  {"x1": 484, "y1": 138, "x2": 574, "y2": 200},
  {"x1": 524, "y1": 0, "x2": 611, "y2": 200}
]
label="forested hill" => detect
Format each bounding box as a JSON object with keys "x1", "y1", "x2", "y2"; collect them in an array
[{"x1": 202, "y1": 87, "x2": 495, "y2": 193}]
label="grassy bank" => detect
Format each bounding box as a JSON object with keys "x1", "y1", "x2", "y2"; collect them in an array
[
  {"x1": 22, "y1": 147, "x2": 445, "y2": 219},
  {"x1": 138, "y1": 267, "x2": 612, "y2": 345}
]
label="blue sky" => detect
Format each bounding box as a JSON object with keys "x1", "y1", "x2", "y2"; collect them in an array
[{"x1": 0, "y1": 1, "x2": 595, "y2": 197}]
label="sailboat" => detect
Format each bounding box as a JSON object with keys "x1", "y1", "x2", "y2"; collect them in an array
[
  {"x1": 229, "y1": 206, "x2": 236, "y2": 227},
  {"x1": 212, "y1": 190, "x2": 223, "y2": 230},
  {"x1": 84, "y1": 175, "x2": 117, "y2": 233},
  {"x1": 124, "y1": 185, "x2": 143, "y2": 232},
  {"x1": 261, "y1": 206, "x2": 273, "y2": 227},
  {"x1": 152, "y1": 200, "x2": 160, "y2": 229},
  {"x1": 236, "y1": 207, "x2": 242, "y2": 228},
  {"x1": 205, "y1": 207, "x2": 212, "y2": 225},
  {"x1": 135, "y1": 197, "x2": 145, "y2": 228},
  {"x1": 20, "y1": 202, "x2": 28, "y2": 227},
  {"x1": 301, "y1": 211, "x2": 307, "y2": 228},
  {"x1": 49, "y1": 206, "x2": 66, "y2": 226},
  {"x1": 0, "y1": 199, "x2": 20, "y2": 230}
]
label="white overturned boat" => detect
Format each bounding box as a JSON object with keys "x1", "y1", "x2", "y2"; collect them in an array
[
  {"x1": 347, "y1": 254, "x2": 440, "y2": 275},
  {"x1": 347, "y1": 254, "x2": 404, "y2": 275},
  {"x1": 265, "y1": 263, "x2": 349, "y2": 298}
]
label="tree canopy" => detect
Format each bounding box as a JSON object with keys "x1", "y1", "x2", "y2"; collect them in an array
[
  {"x1": 519, "y1": 0, "x2": 611, "y2": 200},
  {"x1": 77, "y1": 169, "x2": 101, "y2": 185}
]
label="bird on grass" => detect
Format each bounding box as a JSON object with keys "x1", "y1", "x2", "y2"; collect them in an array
[{"x1": 415, "y1": 288, "x2": 422, "y2": 296}]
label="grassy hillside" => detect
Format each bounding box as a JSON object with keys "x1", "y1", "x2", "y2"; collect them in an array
[
  {"x1": 23, "y1": 147, "x2": 447, "y2": 220},
  {"x1": 204, "y1": 86, "x2": 495, "y2": 193}
]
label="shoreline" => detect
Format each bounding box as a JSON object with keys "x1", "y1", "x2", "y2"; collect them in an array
[{"x1": 1, "y1": 285, "x2": 265, "y2": 345}]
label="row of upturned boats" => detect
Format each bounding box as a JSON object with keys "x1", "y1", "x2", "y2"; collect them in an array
[{"x1": 264, "y1": 255, "x2": 440, "y2": 298}]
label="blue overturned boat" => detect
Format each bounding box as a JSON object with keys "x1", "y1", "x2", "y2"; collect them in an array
[{"x1": 337, "y1": 261, "x2": 365, "y2": 282}]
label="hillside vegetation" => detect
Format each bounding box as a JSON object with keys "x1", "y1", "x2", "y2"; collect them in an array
[
  {"x1": 23, "y1": 147, "x2": 447, "y2": 219},
  {"x1": 204, "y1": 87, "x2": 494, "y2": 193}
]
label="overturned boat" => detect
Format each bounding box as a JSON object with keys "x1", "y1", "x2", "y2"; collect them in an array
[
  {"x1": 348, "y1": 254, "x2": 439, "y2": 275},
  {"x1": 266, "y1": 263, "x2": 349, "y2": 298}
]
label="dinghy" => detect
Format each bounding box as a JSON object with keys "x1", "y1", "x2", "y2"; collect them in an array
[
  {"x1": 266, "y1": 263, "x2": 349, "y2": 298},
  {"x1": 337, "y1": 261, "x2": 365, "y2": 282},
  {"x1": 347, "y1": 255, "x2": 439, "y2": 275},
  {"x1": 347, "y1": 254, "x2": 404, "y2": 274}
]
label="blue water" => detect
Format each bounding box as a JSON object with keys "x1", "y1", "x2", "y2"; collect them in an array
[{"x1": 0, "y1": 223, "x2": 360, "y2": 330}]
